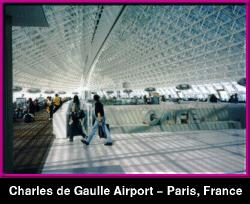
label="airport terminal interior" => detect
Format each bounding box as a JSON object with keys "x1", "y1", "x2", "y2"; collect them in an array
[{"x1": 5, "y1": 5, "x2": 246, "y2": 174}]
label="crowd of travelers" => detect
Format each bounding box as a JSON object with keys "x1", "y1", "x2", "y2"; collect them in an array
[{"x1": 13, "y1": 94, "x2": 71, "y2": 122}]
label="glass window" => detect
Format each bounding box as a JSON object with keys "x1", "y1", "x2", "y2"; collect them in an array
[
  {"x1": 233, "y1": 81, "x2": 246, "y2": 92},
  {"x1": 213, "y1": 83, "x2": 224, "y2": 90},
  {"x1": 198, "y1": 85, "x2": 209, "y2": 94},
  {"x1": 169, "y1": 88, "x2": 178, "y2": 98},
  {"x1": 218, "y1": 90, "x2": 230, "y2": 101},
  {"x1": 205, "y1": 84, "x2": 217, "y2": 94},
  {"x1": 222, "y1": 82, "x2": 236, "y2": 94},
  {"x1": 191, "y1": 85, "x2": 201, "y2": 94}
]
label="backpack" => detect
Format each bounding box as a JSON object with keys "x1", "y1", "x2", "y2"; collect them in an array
[
  {"x1": 77, "y1": 110, "x2": 85, "y2": 119},
  {"x1": 24, "y1": 113, "x2": 33, "y2": 123},
  {"x1": 71, "y1": 110, "x2": 85, "y2": 123}
]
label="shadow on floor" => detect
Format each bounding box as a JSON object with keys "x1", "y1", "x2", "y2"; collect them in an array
[{"x1": 43, "y1": 165, "x2": 125, "y2": 174}]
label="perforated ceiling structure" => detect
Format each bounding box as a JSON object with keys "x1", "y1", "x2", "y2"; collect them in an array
[{"x1": 12, "y1": 5, "x2": 246, "y2": 94}]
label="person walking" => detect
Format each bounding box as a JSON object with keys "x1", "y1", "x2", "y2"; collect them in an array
[
  {"x1": 28, "y1": 98, "x2": 36, "y2": 116},
  {"x1": 53, "y1": 94, "x2": 61, "y2": 113},
  {"x1": 46, "y1": 96, "x2": 53, "y2": 120},
  {"x1": 69, "y1": 95, "x2": 86, "y2": 142},
  {"x1": 81, "y1": 94, "x2": 112, "y2": 146}
]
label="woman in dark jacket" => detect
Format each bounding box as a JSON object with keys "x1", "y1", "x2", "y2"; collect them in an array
[{"x1": 69, "y1": 95, "x2": 85, "y2": 142}]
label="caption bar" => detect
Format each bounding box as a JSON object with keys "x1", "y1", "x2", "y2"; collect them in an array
[{"x1": 9, "y1": 185, "x2": 243, "y2": 197}]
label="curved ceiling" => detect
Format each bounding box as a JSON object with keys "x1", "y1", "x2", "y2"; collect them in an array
[{"x1": 12, "y1": 5, "x2": 246, "y2": 93}]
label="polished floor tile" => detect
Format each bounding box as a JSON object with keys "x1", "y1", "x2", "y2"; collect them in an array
[{"x1": 42, "y1": 129, "x2": 245, "y2": 174}]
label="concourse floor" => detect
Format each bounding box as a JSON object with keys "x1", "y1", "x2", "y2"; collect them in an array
[
  {"x1": 13, "y1": 110, "x2": 54, "y2": 173},
  {"x1": 42, "y1": 129, "x2": 246, "y2": 174}
]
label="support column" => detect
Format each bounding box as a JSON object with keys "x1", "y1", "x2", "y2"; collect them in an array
[{"x1": 4, "y1": 15, "x2": 13, "y2": 173}]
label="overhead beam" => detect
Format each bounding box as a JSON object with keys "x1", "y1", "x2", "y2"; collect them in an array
[
  {"x1": 84, "y1": 6, "x2": 126, "y2": 89},
  {"x1": 5, "y1": 5, "x2": 48, "y2": 27}
]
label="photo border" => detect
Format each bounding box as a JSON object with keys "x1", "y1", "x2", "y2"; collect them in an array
[{"x1": 0, "y1": 0, "x2": 249, "y2": 178}]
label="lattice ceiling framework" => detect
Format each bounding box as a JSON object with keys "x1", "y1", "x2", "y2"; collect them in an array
[
  {"x1": 13, "y1": 5, "x2": 99, "y2": 92},
  {"x1": 12, "y1": 5, "x2": 246, "y2": 94}
]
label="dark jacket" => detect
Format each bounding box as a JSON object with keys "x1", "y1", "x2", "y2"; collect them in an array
[{"x1": 95, "y1": 101, "x2": 104, "y2": 117}]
